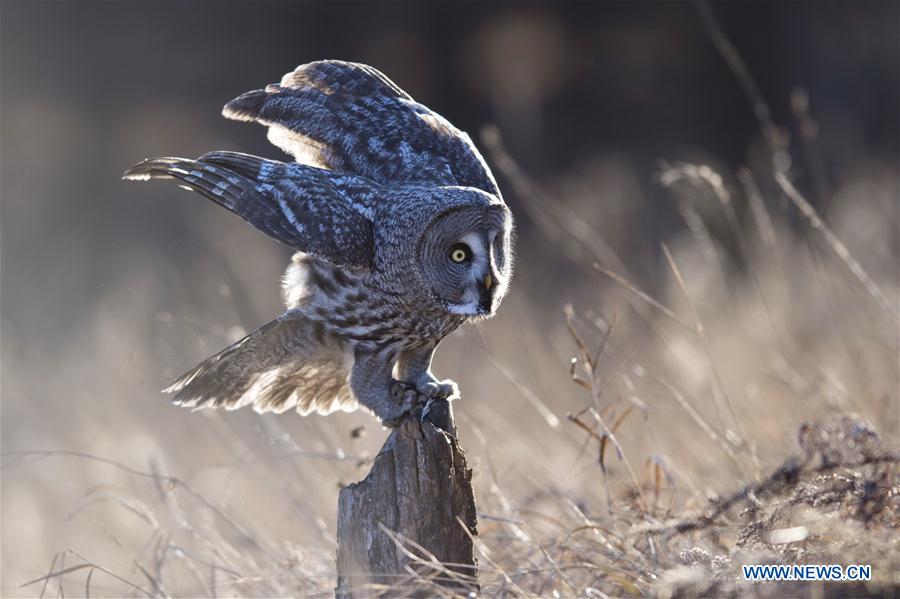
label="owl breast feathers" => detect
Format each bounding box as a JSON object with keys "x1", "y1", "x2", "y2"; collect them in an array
[{"x1": 125, "y1": 60, "x2": 513, "y2": 425}]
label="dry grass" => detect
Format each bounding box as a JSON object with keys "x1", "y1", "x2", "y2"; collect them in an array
[
  {"x1": 7, "y1": 110, "x2": 897, "y2": 598},
  {"x1": 3, "y1": 4, "x2": 898, "y2": 598}
]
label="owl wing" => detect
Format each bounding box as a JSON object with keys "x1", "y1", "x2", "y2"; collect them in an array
[
  {"x1": 222, "y1": 60, "x2": 501, "y2": 195},
  {"x1": 123, "y1": 151, "x2": 377, "y2": 269},
  {"x1": 165, "y1": 310, "x2": 356, "y2": 415}
]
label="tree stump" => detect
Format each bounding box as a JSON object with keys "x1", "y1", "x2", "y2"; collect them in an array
[{"x1": 335, "y1": 400, "x2": 479, "y2": 597}]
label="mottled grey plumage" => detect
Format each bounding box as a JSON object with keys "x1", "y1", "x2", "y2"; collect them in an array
[{"x1": 124, "y1": 60, "x2": 513, "y2": 424}]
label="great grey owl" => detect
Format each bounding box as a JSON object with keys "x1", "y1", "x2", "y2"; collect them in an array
[{"x1": 124, "y1": 60, "x2": 513, "y2": 425}]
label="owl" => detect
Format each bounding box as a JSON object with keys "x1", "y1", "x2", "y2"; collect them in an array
[{"x1": 124, "y1": 60, "x2": 513, "y2": 425}]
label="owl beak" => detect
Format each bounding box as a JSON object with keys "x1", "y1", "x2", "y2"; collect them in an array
[{"x1": 478, "y1": 274, "x2": 496, "y2": 315}]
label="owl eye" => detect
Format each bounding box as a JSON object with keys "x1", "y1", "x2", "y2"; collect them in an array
[{"x1": 449, "y1": 243, "x2": 471, "y2": 264}]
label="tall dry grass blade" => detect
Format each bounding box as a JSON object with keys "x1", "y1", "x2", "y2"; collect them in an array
[
  {"x1": 566, "y1": 308, "x2": 742, "y2": 469},
  {"x1": 696, "y1": 0, "x2": 899, "y2": 327},
  {"x1": 602, "y1": 405, "x2": 648, "y2": 513},
  {"x1": 526, "y1": 533, "x2": 578, "y2": 596},
  {"x1": 776, "y1": 172, "x2": 899, "y2": 324},
  {"x1": 67, "y1": 487, "x2": 161, "y2": 529},
  {"x1": 482, "y1": 127, "x2": 716, "y2": 402},
  {"x1": 592, "y1": 366, "x2": 627, "y2": 429},
  {"x1": 569, "y1": 404, "x2": 647, "y2": 514},
  {"x1": 592, "y1": 262, "x2": 696, "y2": 334},
  {"x1": 695, "y1": 0, "x2": 786, "y2": 167},
  {"x1": 21, "y1": 561, "x2": 154, "y2": 598},
  {"x1": 564, "y1": 304, "x2": 595, "y2": 371},
  {"x1": 564, "y1": 305, "x2": 619, "y2": 382},
  {"x1": 738, "y1": 168, "x2": 777, "y2": 249},
  {"x1": 567, "y1": 412, "x2": 615, "y2": 512},
  {"x1": 5, "y1": 449, "x2": 273, "y2": 560},
  {"x1": 466, "y1": 328, "x2": 561, "y2": 428},
  {"x1": 481, "y1": 126, "x2": 632, "y2": 277},
  {"x1": 455, "y1": 516, "x2": 528, "y2": 596},
  {"x1": 630, "y1": 343, "x2": 739, "y2": 467},
  {"x1": 803, "y1": 240, "x2": 870, "y2": 408},
  {"x1": 56, "y1": 550, "x2": 66, "y2": 599},
  {"x1": 675, "y1": 198, "x2": 738, "y2": 303},
  {"x1": 661, "y1": 163, "x2": 795, "y2": 366},
  {"x1": 39, "y1": 551, "x2": 61, "y2": 599},
  {"x1": 95, "y1": 520, "x2": 168, "y2": 598},
  {"x1": 790, "y1": 88, "x2": 832, "y2": 207},
  {"x1": 482, "y1": 124, "x2": 697, "y2": 356},
  {"x1": 646, "y1": 456, "x2": 674, "y2": 516},
  {"x1": 566, "y1": 310, "x2": 650, "y2": 512},
  {"x1": 569, "y1": 357, "x2": 592, "y2": 390},
  {"x1": 377, "y1": 523, "x2": 479, "y2": 591},
  {"x1": 590, "y1": 314, "x2": 620, "y2": 374},
  {"x1": 661, "y1": 243, "x2": 759, "y2": 476},
  {"x1": 84, "y1": 568, "x2": 94, "y2": 599}
]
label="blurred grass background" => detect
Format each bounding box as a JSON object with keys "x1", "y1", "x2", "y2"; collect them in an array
[{"x1": 1, "y1": 1, "x2": 898, "y2": 596}]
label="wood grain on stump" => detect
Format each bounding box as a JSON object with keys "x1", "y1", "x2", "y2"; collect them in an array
[{"x1": 335, "y1": 401, "x2": 478, "y2": 597}]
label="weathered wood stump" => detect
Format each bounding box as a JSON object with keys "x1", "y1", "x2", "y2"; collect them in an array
[{"x1": 335, "y1": 400, "x2": 479, "y2": 597}]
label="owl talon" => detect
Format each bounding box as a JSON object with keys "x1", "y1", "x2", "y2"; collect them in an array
[
  {"x1": 382, "y1": 380, "x2": 425, "y2": 427},
  {"x1": 389, "y1": 380, "x2": 419, "y2": 402},
  {"x1": 417, "y1": 379, "x2": 459, "y2": 400}
]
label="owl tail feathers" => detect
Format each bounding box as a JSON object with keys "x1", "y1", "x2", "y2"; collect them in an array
[{"x1": 165, "y1": 311, "x2": 357, "y2": 416}]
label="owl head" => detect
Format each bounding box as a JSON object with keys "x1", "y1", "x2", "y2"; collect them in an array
[{"x1": 412, "y1": 187, "x2": 513, "y2": 318}]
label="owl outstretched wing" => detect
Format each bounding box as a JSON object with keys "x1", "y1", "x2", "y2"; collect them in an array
[
  {"x1": 223, "y1": 60, "x2": 501, "y2": 195},
  {"x1": 123, "y1": 151, "x2": 377, "y2": 269},
  {"x1": 166, "y1": 310, "x2": 356, "y2": 415}
]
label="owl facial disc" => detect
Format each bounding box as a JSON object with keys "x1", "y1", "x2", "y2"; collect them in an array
[{"x1": 417, "y1": 204, "x2": 512, "y2": 317}]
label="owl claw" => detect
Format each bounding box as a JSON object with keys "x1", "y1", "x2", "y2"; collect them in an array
[
  {"x1": 382, "y1": 379, "x2": 459, "y2": 427},
  {"x1": 389, "y1": 380, "x2": 419, "y2": 402},
  {"x1": 417, "y1": 379, "x2": 459, "y2": 400},
  {"x1": 382, "y1": 380, "x2": 424, "y2": 427}
]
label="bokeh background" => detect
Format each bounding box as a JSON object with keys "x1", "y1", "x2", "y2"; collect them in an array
[{"x1": 2, "y1": 2, "x2": 898, "y2": 596}]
